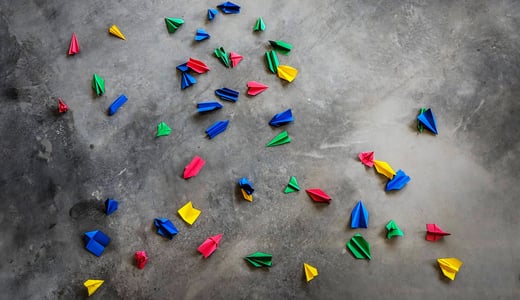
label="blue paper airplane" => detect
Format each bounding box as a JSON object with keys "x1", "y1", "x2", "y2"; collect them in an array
[
  {"x1": 105, "y1": 198, "x2": 118, "y2": 215},
  {"x1": 208, "y1": 8, "x2": 218, "y2": 21},
  {"x1": 84, "y1": 230, "x2": 110, "y2": 257},
  {"x1": 351, "y1": 200, "x2": 368, "y2": 229},
  {"x1": 108, "y1": 94, "x2": 128, "y2": 116},
  {"x1": 417, "y1": 108, "x2": 438, "y2": 134},
  {"x1": 217, "y1": 1, "x2": 240, "y2": 14},
  {"x1": 154, "y1": 218, "x2": 178, "y2": 240},
  {"x1": 386, "y1": 169, "x2": 411, "y2": 191},
  {"x1": 176, "y1": 62, "x2": 189, "y2": 72},
  {"x1": 195, "y1": 28, "x2": 210, "y2": 41},
  {"x1": 206, "y1": 120, "x2": 229, "y2": 139},
  {"x1": 269, "y1": 109, "x2": 293, "y2": 127},
  {"x1": 238, "y1": 177, "x2": 254, "y2": 195},
  {"x1": 181, "y1": 72, "x2": 197, "y2": 89},
  {"x1": 215, "y1": 88, "x2": 239, "y2": 102},
  {"x1": 197, "y1": 101, "x2": 223, "y2": 113}
]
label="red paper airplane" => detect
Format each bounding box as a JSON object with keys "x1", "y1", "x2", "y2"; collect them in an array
[
  {"x1": 197, "y1": 234, "x2": 222, "y2": 258},
  {"x1": 187, "y1": 58, "x2": 210, "y2": 74},
  {"x1": 183, "y1": 155, "x2": 205, "y2": 179},
  {"x1": 358, "y1": 151, "x2": 374, "y2": 167},
  {"x1": 229, "y1": 52, "x2": 243, "y2": 68},
  {"x1": 305, "y1": 188, "x2": 331, "y2": 203},
  {"x1": 68, "y1": 32, "x2": 80, "y2": 55},
  {"x1": 58, "y1": 98, "x2": 68, "y2": 113},
  {"x1": 135, "y1": 251, "x2": 148, "y2": 269},
  {"x1": 426, "y1": 224, "x2": 451, "y2": 242},
  {"x1": 247, "y1": 81, "x2": 269, "y2": 96}
]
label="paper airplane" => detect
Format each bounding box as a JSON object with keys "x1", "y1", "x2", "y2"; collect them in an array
[
  {"x1": 284, "y1": 176, "x2": 300, "y2": 193},
  {"x1": 109, "y1": 24, "x2": 126, "y2": 40},
  {"x1": 206, "y1": 120, "x2": 229, "y2": 139},
  {"x1": 207, "y1": 8, "x2": 218, "y2": 21},
  {"x1": 178, "y1": 201, "x2": 201, "y2": 225},
  {"x1": 358, "y1": 151, "x2": 374, "y2": 167},
  {"x1": 92, "y1": 73, "x2": 105, "y2": 96},
  {"x1": 165, "y1": 18, "x2": 184, "y2": 33},
  {"x1": 105, "y1": 198, "x2": 118, "y2": 215},
  {"x1": 176, "y1": 62, "x2": 189, "y2": 72},
  {"x1": 245, "y1": 252, "x2": 272, "y2": 267},
  {"x1": 58, "y1": 98, "x2": 68, "y2": 113},
  {"x1": 351, "y1": 200, "x2": 368, "y2": 228},
  {"x1": 386, "y1": 169, "x2": 411, "y2": 191},
  {"x1": 197, "y1": 101, "x2": 223, "y2": 113},
  {"x1": 84, "y1": 279, "x2": 104, "y2": 296},
  {"x1": 426, "y1": 223, "x2": 450, "y2": 242},
  {"x1": 269, "y1": 109, "x2": 293, "y2": 127},
  {"x1": 417, "y1": 108, "x2": 438, "y2": 134},
  {"x1": 254, "y1": 17, "x2": 265, "y2": 31},
  {"x1": 183, "y1": 155, "x2": 205, "y2": 179},
  {"x1": 181, "y1": 72, "x2": 197, "y2": 89},
  {"x1": 266, "y1": 130, "x2": 291, "y2": 147},
  {"x1": 194, "y1": 28, "x2": 210, "y2": 41},
  {"x1": 187, "y1": 58, "x2": 210, "y2": 74},
  {"x1": 154, "y1": 218, "x2": 178, "y2": 239},
  {"x1": 277, "y1": 65, "x2": 298, "y2": 82},
  {"x1": 108, "y1": 94, "x2": 128, "y2": 116},
  {"x1": 269, "y1": 40, "x2": 292, "y2": 55},
  {"x1": 68, "y1": 32, "x2": 79, "y2": 55},
  {"x1": 386, "y1": 220, "x2": 404, "y2": 239},
  {"x1": 247, "y1": 81, "x2": 268, "y2": 96},
  {"x1": 84, "y1": 230, "x2": 110, "y2": 257},
  {"x1": 156, "y1": 122, "x2": 172, "y2": 137},
  {"x1": 135, "y1": 250, "x2": 148, "y2": 269},
  {"x1": 198, "y1": 234, "x2": 222, "y2": 258},
  {"x1": 238, "y1": 177, "x2": 254, "y2": 195},
  {"x1": 373, "y1": 160, "x2": 396, "y2": 179},
  {"x1": 229, "y1": 52, "x2": 243, "y2": 68},
  {"x1": 217, "y1": 1, "x2": 240, "y2": 14},
  {"x1": 265, "y1": 50, "x2": 279, "y2": 73},
  {"x1": 214, "y1": 47, "x2": 230, "y2": 67},
  {"x1": 215, "y1": 87, "x2": 239, "y2": 102},
  {"x1": 417, "y1": 108, "x2": 427, "y2": 133},
  {"x1": 347, "y1": 233, "x2": 371, "y2": 259},
  {"x1": 438, "y1": 258, "x2": 463, "y2": 280},
  {"x1": 304, "y1": 263, "x2": 318, "y2": 282},
  {"x1": 305, "y1": 188, "x2": 331, "y2": 203}
]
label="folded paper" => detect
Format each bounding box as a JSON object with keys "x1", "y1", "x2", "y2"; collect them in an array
[
  {"x1": 84, "y1": 230, "x2": 110, "y2": 257},
  {"x1": 68, "y1": 32, "x2": 79, "y2": 55},
  {"x1": 156, "y1": 122, "x2": 172, "y2": 137},
  {"x1": 284, "y1": 176, "x2": 300, "y2": 193},
  {"x1": 347, "y1": 233, "x2": 371, "y2": 259},
  {"x1": 269, "y1": 109, "x2": 293, "y2": 127},
  {"x1": 154, "y1": 218, "x2": 178, "y2": 239},
  {"x1": 247, "y1": 81, "x2": 268, "y2": 96},
  {"x1": 198, "y1": 234, "x2": 222, "y2": 258},
  {"x1": 358, "y1": 151, "x2": 374, "y2": 167},
  {"x1": 426, "y1": 223, "x2": 450, "y2": 242},
  {"x1": 373, "y1": 160, "x2": 396, "y2": 179},
  {"x1": 438, "y1": 258, "x2": 463, "y2": 280},
  {"x1": 266, "y1": 130, "x2": 290, "y2": 147},
  {"x1": 306, "y1": 188, "x2": 331, "y2": 203},
  {"x1": 386, "y1": 220, "x2": 404, "y2": 239},
  {"x1": 277, "y1": 65, "x2": 298, "y2": 82},
  {"x1": 135, "y1": 250, "x2": 148, "y2": 269},
  {"x1": 197, "y1": 101, "x2": 223, "y2": 113},
  {"x1": 178, "y1": 201, "x2": 201, "y2": 225},
  {"x1": 105, "y1": 198, "x2": 118, "y2": 215},
  {"x1": 84, "y1": 279, "x2": 104, "y2": 296},
  {"x1": 385, "y1": 169, "x2": 411, "y2": 191},
  {"x1": 183, "y1": 155, "x2": 205, "y2": 179},
  {"x1": 245, "y1": 252, "x2": 272, "y2": 267},
  {"x1": 304, "y1": 263, "x2": 318, "y2": 282},
  {"x1": 109, "y1": 24, "x2": 126, "y2": 40},
  {"x1": 206, "y1": 120, "x2": 229, "y2": 139},
  {"x1": 351, "y1": 200, "x2": 368, "y2": 229},
  {"x1": 165, "y1": 18, "x2": 184, "y2": 33},
  {"x1": 108, "y1": 94, "x2": 128, "y2": 116}
]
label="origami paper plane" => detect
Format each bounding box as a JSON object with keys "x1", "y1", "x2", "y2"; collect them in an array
[
  {"x1": 198, "y1": 234, "x2": 222, "y2": 258},
  {"x1": 197, "y1": 101, "x2": 223, "y2": 113},
  {"x1": 183, "y1": 155, "x2": 205, "y2": 179},
  {"x1": 417, "y1": 108, "x2": 438, "y2": 134},
  {"x1": 284, "y1": 176, "x2": 300, "y2": 193},
  {"x1": 351, "y1": 200, "x2": 368, "y2": 229},
  {"x1": 84, "y1": 279, "x2": 104, "y2": 296},
  {"x1": 194, "y1": 28, "x2": 210, "y2": 41},
  {"x1": 358, "y1": 151, "x2": 374, "y2": 167},
  {"x1": 215, "y1": 87, "x2": 239, "y2": 102},
  {"x1": 108, "y1": 94, "x2": 128, "y2": 116},
  {"x1": 217, "y1": 1, "x2": 240, "y2": 14},
  {"x1": 68, "y1": 32, "x2": 79, "y2": 55},
  {"x1": 187, "y1": 58, "x2": 210, "y2": 74},
  {"x1": 214, "y1": 47, "x2": 230, "y2": 67},
  {"x1": 165, "y1": 18, "x2": 184, "y2": 33},
  {"x1": 84, "y1": 230, "x2": 110, "y2": 257},
  {"x1": 178, "y1": 201, "x2": 201, "y2": 225},
  {"x1": 238, "y1": 177, "x2": 254, "y2": 195},
  {"x1": 304, "y1": 263, "x2": 318, "y2": 282},
  {"x1": 305, "y1": 188, "x2": 331, "y2": 203},
  {"x1": 426, "y1": 223, "x2": 450, "y2": 242},
  {"x1": 417, "y1": 107, "x2": 427, "y2": 133},
  {"x1": 229, "y1": 52, "x2": 243, "y2": 68},
  {"x1": 254, "y1": 17, "x2": 265, "y2": 31},
  {"x1": 266, "y1": 130, "x2": 291, "y2": 147},
  {"x1": 373, "y1": 160, "x2": 396, "y2": 179},
  {"x1": 156, "y1": 122, "x2": 172, "y2": 137},
  {"x1": 438, "y1": 258, "x2": 463, "y2": 280},
  {"x1": 135, "y1": 250, "x2": 148, "y2": 269},
  {"x1": 154, "y1": 218, "x2": 178, "y2": 240},
  {"x1": 269, "y1": 109, "x2": 293, "y2": 127},
  {"x1": 347, "y1": 233, "x2": 371, "y2": 260},
  {"x1": 269, "y1": 40, "x2": 292, "y2": 55},
  {"x1": 386, "y1": 220, "x2": 404, "y2": 239},
  {"x1": 92, "y1": 73, "x2": 105, "y2": 96},
  {"x1": 247, "y1": 81, "x2": 268, "y2": 96},
  {"x1": 109, "y1": 24, "x2": 126, "y2": 40},
  {"x1": 207, "y1": 8, "x2": 218, "y2": 21},
  {"x1": 105, "y1": 198, "x2": 118, "y2": 215},
  {"x1": 265, "y1": 50, "x2": 279, "y2": 73},
  {"x1": 176, "y1": 62, "x2": 189, "y2": 72},
  {"x1": 206, "y1": 120, "x2": 229, "y2": 139},
  {"x1": 181, "y1": 72, "x2": 197, "y2": 89},
  {"x1": 58, "y1": 98, "x2": 68, "y2": 113},
  {"x1": 277, "y1": 65, "x2": 298, "y2": 82},
  {"x1": 386, "y1": 169, "x2": 411, "y2": 191},
  {"x1": 245, "y1": 252, "x2": 272, "y2": 267}
]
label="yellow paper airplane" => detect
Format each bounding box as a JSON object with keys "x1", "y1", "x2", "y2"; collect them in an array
[
  {"x1": 84, "y1": 279, "x2": 104, "y2": 296},
  {"x1": 109, "y1": 24, "x2": 126, "y2": 40},
  {"x1": 437, "y1": 258, "x2": 463, "y2": 280},
  {"x1": 373, "y1": 160, "x2": 396, "y2": 179},
  {"x1": 177, "y1": 201, "x2": 201, "y2": 225},
  {"x1": 277, "y1": 65, "x2": 298, "y2": 82},
  {"x1": 241, "y1": 188, "x2": 253, "y2": 202},
  {"x1": 303, "y1": 263, "x2": 318, "y2": 282}
]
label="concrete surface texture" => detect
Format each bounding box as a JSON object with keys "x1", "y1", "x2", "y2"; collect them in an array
[{"x1": 1, "y1": 0, "x2": 519, "y2": 299}]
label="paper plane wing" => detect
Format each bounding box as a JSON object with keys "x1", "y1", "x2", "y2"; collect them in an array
[
  {"x1": 217, "y1": 1, "x2": 241, "y2": 14},
  {"x1": 265, "y1": 50, "x2": 279, "y2": 74},
  {"x1": 277, "y1": 65, "x2": 298, "y2": 82},
  {"x1": 68, "y1": 32, "x2": 79, "y2": 55},
  {"x1": 245, "y1": 252, "x2": 272, "y2": 267},
  {"x1": 238, "y1": 177, "x2": 254, "y2": 195},
  {"x1": 108, "y1": 94, "x2": 128, "y2": 116},
  {"x1": 269, "y1": 109, "x2": 293, "y2": 127},
  {"x1": 417, "y1": 108, "x2": 438, "y2": 134},
  {"x1": 269, "y1": 40, "x2": 292, "y2": 55},
  {"x1": 135, "y1": 250, "x2": 148, "y2": 269},
  {"x1": 438, "y1": 258, "x2": 463, "y2": 280},
  {"x1": 198, "y1": 234, "x2": 222, "y2": 258},
  {"x1": 92, "y1": 73, "x2": 105, "y2": 96},
  {"x1": 194, "y1": 28, "x2": 210, "y2": 41},
  {"x1": 187, "y1": 57, "x2": 210, "y2": 74},
  {"x1": 373, "y1": 160, "x2": 396, "y2": 179},
  {"x1": 214, "y1": 47, "x2": 230, "y2": 67},
  {"x1": 176, "y1": 62, "x2": 189, "y2": 72},
  {"x1": 105, "y1": 198, "x2": 118, "y2": 215},
  {"x1": 229, "y1": 52, "x2": 243, "y2": 68},
  {"x1": 197, "y1": 101, "x2": 223, "y2": 113},
  {"x1": 386, "y1": 169, "x2": 411, "y2": 191},
  {"x1": 426, "y1": 223, "x2": 450, "y2": 241},
  {"x1": 247, "y1": 81, "x2": 269, "y2": 96},
  {"x1": 165, "y1": 18, "x2": 184, "y2": 33},
  {"x1": 241, "y1": 188, "x2": 253, "y2": 201},
  {"x1": 183, "y1": 155, "x2": 205, "y2": 179},
  {"x1": 58, "y1": 98, "x2": 68, "y2": 113},
  {"x1": 84, "y1": 279, "x2": 104, "y2": 296},
  {"x1": 266, "y1": 130, "x2": 291, "y2": 147},
  {"x1": 181, "y1": 72, "x2": 197, "y2": 89},
  {"x1": 303, "y1": 263, "x2": 318, "y2": 282},
  {"x1": 109, "y1": 24, "x2": 126, "y2": 40},
  {"x1": 386, "y1": 220, "x2": 404, "y2": 239},
  {"x1": 215, "y1": 87, "x2": 239, "y2": 102},
  {"x1": 178, "y1": 201, "x2": 201, "y2": 225},
  {"x1": 347, "y1": 233, "x2": 371, "y2": 259},
  {"x1": 156, "y1": 122, "x2": 172, "y2": 137},
  {"x1": 205, "y1": 120, "x2": 229, "y2": 139},
  {"x1": 254, "y1": 17, "x2": 266, "y2": 31},
  {"x1": 351, "y1": 200, "x2": 368, "y2": 228},
  {"x1": 284, "y1": 176, "x2": 300, "y2": 193},
  {"x1": 305, "y1": 188, "x2": 331, "y2": 203},
  {"x1": 358, "y1": 151, "x2": 374, "y2": 167},
  {"x1": 207, "y1": 8, "x2": 218, "y2": 21},
  {"x1": 154, "y1": 218, "x2": 178, "y2": 239},
  {"x1": 417, "y1": 107, "x2": 427, "y2": 132}
]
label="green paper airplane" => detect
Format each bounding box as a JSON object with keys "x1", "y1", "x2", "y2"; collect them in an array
[
  {"x1": 347, "y1": 233, "x2": 371, "y2": 260},
  {"x1": 284, "y1": 176, "x2": 300, "y2": 193},
  {"x1": 385, "y1": 220, "x2": 404, "y2": 239},
  {"x1": 165, "y1": 18, "x2": 184, "y2": 33},
  {"x1": 269, "y1": 40, "x2": 292, "y2": 55},
  {"x1": 266, "y1": 130, "x2": 290, "y2": 147},
  {"x1": 245, "y1": 252, "x2": 272, "y2": 267},
  {"x1": 254, "y1": 17, "x2": 265, "y2": 31},
  {"x1": 156, "y1": 122, "x2": 172, "y2": 137},
  {"x1": 92, "y1": 73, "x2": 105, "y2": 96},
  {"x1": 417, "y1": 107, "x2": 427, "y2": 133},
  {"x1": 214, "y1": 47, "x2": 230, "y2": 67},
  {"x1": 265, "y1": 50, "x2": 279, "y2": 73}
]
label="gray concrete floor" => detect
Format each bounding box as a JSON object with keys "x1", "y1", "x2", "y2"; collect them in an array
[{"x1": 1, "y1": 0, "x2": 519, "y2": 299}]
